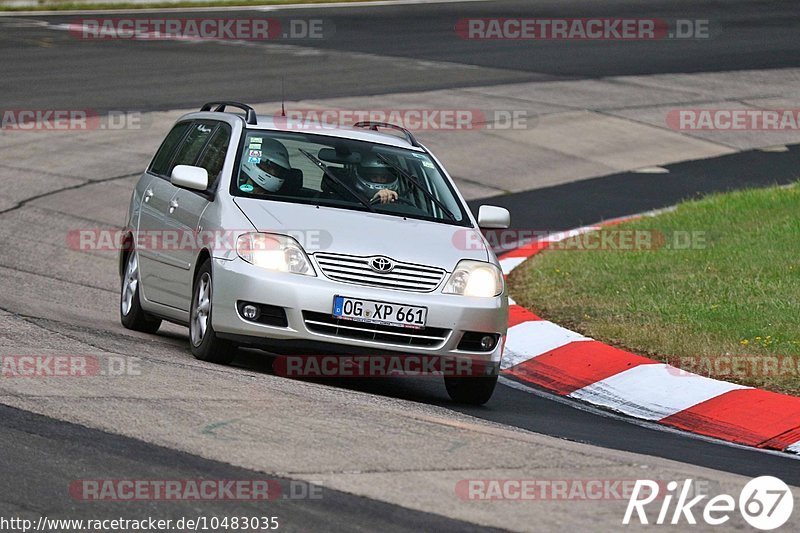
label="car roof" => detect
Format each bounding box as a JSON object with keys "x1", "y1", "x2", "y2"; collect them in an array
[
  {"x1": 254, "y1": 115, "x2": 424, "y2": 149},
  {"x1": 181, "y1": 108, "x2": 425, "y2": 151}
]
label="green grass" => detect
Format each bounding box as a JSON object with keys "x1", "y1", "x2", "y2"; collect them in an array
[
  {"x1": 0, "y1": 0, "x2": 371, "y2": 12},
  {"x1": 507, "y1": 183, "x2": 800, "y2": 395}
]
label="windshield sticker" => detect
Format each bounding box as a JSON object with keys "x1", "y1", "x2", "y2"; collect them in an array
[
  {"x1": 247, "y1": 156, "x2": 260, "y2": 163},
  {"x1": 249, "y1": 150, "x2": 262, "y2": 157},
  {"x1": 422, "y1": 161, "x2": 435, "y2": 168},
  {"x1": 250, "y1": 137, "x2": 263, "y2": 143},
  {"x1": 239, "y1": 183, "x2": 254, "y2": 193},
  {"x1": 249, "y1": 143, "x2": 261, "y2": 150}
]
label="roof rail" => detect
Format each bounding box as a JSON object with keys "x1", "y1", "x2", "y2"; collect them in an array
[
  {"x1": 353, "y1": 121, "x2": 421, "y2": 148},
  {"x1": 200, "y1": 101, "x2": 258, "y2": 125}
]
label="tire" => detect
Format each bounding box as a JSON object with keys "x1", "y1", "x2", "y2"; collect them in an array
[
  {"x1": 444, "y1": 375, "x2": 498, "y2": 405},
  {"x1": 189, "y1": 259, "x2": 236, "y2": 364},
  {"x1": 120, "y1": 250, "x2": 162, "y2": 334}
]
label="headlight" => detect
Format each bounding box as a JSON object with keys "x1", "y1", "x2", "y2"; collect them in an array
[
  {"x1": 236, "y1": 233, "x2": 315, "y2": 276},
  {"x1": 442, "y1": 260, "x2": 504, "y2": 297}
]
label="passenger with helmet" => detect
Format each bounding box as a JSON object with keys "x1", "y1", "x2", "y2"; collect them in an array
[
  {"x1": 353, "y1": 154, "x2": 401, "y2": 204},
  {"x1": 240, "y1": 138, "x2": 293, "y2": 193}
]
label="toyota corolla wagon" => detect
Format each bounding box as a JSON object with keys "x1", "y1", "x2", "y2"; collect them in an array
[{"x1": 120, "y1": 102, "x2": 510, "y2": 404}]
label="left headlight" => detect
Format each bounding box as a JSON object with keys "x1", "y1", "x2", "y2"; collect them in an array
[
  {"x1": 236, "y1": 233, "x2": 315, "y2": 276},
  {"x1": 442, "y1": 260, "x2": 504, "y2": 297}
]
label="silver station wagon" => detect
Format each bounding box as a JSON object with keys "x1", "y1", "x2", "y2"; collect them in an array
[{"x1": 120, "y1": 102, "x2": 510, "y2": 404}]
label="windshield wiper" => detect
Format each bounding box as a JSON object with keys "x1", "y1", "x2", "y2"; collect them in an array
[
  {"x1": 375, "y1": 153, "x2": 456, "y2": 220},
  {"x1": 299, "y1": 149, "x2": 375, "y2": 213}
]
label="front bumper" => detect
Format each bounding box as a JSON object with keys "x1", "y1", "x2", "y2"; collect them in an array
[{"x1": 211, "y1": 258, "x2": 508, "y2": 364}]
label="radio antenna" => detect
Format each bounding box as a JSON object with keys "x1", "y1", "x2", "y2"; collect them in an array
[{"x1": 280, "y1": 78, "x2": 286, "y2": 117}]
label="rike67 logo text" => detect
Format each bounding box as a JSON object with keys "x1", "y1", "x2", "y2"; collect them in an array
[{"x1": 624, "y1": 476, "x2": 794, "y2": 530}]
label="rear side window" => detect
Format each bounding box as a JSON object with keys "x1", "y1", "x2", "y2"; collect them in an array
[
  {"x1": 149, "y1": 122, "x2": 190, "y2": 176},
  {"x1": 169, "y1": 121, "x2": 218, "y2": 175},
  {"x1": 195, "y1": 125, "x2": 231, "y2": 189}
]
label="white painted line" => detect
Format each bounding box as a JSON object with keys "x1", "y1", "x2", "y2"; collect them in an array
[
  {"x1": 499, "y1": 256, "x2": 527, "y2": 275},
  {"x1": 499, "y1": 376, "x2": 800, "y2": 459},
  {"x1": 569, "y1": 363, "x2": 750, "y2": 421},
  {"x1": 541, "y1": 225, "x2": 600, "y2": 244},
  {"x1": 758, "y1": 145, "x2": 789, "y2": 153},
  {"x1": 498, "y1": 226, "x2": 601, "y2": 274},
  {"x1": 502, "y1": 320, "x2": 590, "y2": 370},
  {"x1": 633, "y1": 166, "x2": 669, "y2": 174}
]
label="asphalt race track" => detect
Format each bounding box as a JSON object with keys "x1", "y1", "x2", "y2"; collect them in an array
[
  {"x1": 1, "y1": 0, "x2": 799, "y2": 111},
  {"x1": 1, "y1": 0, "x2": 800, "y2": 530}
]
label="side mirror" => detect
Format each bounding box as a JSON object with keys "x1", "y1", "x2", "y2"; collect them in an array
[
  {"x1": 477, "y1": 205, "x2": 510, "y2": 229},
  {"x1": 171, "y1": 165, "x2": 208, "y2": 191}
]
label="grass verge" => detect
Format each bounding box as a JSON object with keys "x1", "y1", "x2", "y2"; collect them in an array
[
  {"x1": 0, "y1": 0, "x2": 370, "y2": 12},
  {"x1": 507, "y1": 183, "x2": 800, "y2": 395}
]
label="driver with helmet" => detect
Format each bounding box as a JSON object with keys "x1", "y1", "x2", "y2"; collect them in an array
[
  {"x1": 353, "y1": 154, "x2": 401, "y2": 204},
  {"x1": 240, "y1": 138, "x2": 293, "y2": 193}
]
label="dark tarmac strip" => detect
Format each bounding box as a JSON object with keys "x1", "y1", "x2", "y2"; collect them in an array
[
  {"x1": 469, "y1": 143, "x2": 800, "y2": 233},
  {"x1": 0, "y1": 403, "x2": 499, "y2": 532}
]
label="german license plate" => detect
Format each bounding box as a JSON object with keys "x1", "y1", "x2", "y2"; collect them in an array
[{"x1": 332, "y1": 296, "x2": 427, "y2": 329}]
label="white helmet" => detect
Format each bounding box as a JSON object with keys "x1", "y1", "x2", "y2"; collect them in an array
[
  {"x1": 354, "y1": 153, "x2": 398, "y2": 197},
  {"x1": 242, "y1": 138, "x2": 292, "y2": 192}
]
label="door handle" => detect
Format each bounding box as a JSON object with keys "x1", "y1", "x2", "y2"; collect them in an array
[
  {"x1": 169, "y1": 199, "x2": 179, "y2": 214},
  {"x1": 143, "y1": 189, "x2": 154, "y2": 203}
]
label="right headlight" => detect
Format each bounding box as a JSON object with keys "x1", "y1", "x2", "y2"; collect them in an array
[
  {"x1": 442, "y1": 260, "x2": 504, "y2": 297},
  {"x1": 236, "y1": 232, "x2": 315, "y2": 276}
]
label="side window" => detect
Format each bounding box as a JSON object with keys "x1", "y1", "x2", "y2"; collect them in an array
[
  {"x1": 149, "y1": 122, "x2": 190, "y2": 176},
  {"x1": 195, "y1": 124, "x2": 231, "y2": 190},
  {"x1": 168, "y1": 121, "x2": 217, "y2": 176}
]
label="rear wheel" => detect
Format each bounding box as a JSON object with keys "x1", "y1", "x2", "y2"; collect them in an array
[
  {"x1": 190, "y1": 259, "x2": 236, "y2": 364},
  {"x1": 120, "y1": 250, "x2": 161, "y2": 334},
  {"x1": 444, "y1": 375, "x2": 498, "y2": 405}
]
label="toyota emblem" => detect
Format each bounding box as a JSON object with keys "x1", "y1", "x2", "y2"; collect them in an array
[{"x1": 370, "y1": 256, "x2": 395, "y2": 273}]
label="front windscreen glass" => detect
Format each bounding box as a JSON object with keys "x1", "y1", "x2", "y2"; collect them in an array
[{"x1": 231, "y1": 130, "x2": 469, "y2": 225}]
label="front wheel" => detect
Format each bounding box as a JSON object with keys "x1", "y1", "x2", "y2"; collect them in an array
[
  {"x1": 120, "y1": 250, "x2": 161, "y2": 334},
  {"x1": 189, "y1": 259, "x2": 236, "y2": 364},
  {"x1": 444, "y1": 375, "x2": 498, "y2": 405}
]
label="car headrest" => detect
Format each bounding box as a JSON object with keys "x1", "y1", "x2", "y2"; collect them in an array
[{"x1": 282, "y1": 168, "x2": 303, "y2": 194}]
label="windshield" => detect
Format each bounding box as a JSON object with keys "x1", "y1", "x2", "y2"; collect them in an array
[{"x1": 231, "y1": 130, "x2": 469, "y2": 225}]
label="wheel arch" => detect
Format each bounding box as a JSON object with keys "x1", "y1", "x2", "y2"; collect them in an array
[
  {"x1": 119, "y1": 231, "x2": 134, "y2": 278},
  {"x1": 193, "y1": 248, "x2": 213, "y2": 283}
]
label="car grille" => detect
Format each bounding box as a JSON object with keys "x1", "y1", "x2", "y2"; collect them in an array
[
  {"x1": 313, "y1": 253, "x2": 445, "y2": 292},
  {"x1": 303, "y1": 311, "x2": 450, "y2": 348}
]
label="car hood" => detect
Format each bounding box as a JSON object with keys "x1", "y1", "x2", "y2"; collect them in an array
[{"x1": 233, "y1": 198, "x2": 488, "y2": 271}]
